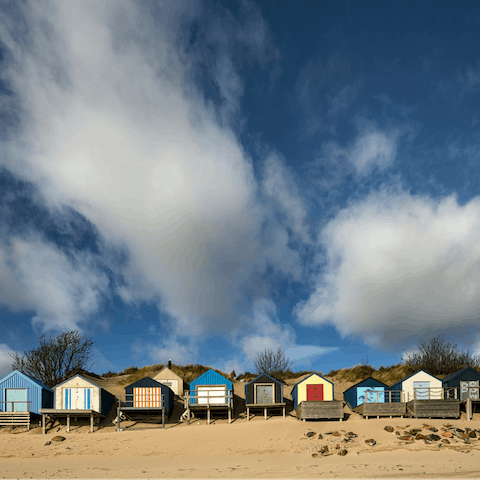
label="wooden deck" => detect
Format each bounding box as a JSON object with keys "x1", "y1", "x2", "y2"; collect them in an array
[
  {"x1": 406, "y1": 399, "x2": 460, "y2": 419},
  {"x1": 0, "y1": 411, "x2": 31, "y2": 429},
  {"x1": 39, "y1": 409, "x2": 104, "y2": 434},
  {"x1": 354, "y1": 402, "x2": 406, "y2": 418},
  {"x1": 296, "y1": 401, "x2": 344, "y2": 421},
  {"x1": 245, "y1": 403, "x2": 286, "y2": 421}
]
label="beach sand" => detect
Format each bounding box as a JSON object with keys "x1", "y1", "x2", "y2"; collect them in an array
[{"x1": 2, "y1": 412, "x2": 480, "y2": 478}]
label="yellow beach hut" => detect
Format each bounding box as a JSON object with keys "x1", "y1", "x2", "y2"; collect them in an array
[{"x1": 291, "y1": 373, "x2": 343, "y2": 421}]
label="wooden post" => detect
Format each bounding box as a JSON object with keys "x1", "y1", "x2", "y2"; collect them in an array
[
  {"x1": 283, "y1": 406, "x2": 285, "y2": 419},
  {"x1": 207, "y1": 407, "x2": 210, "y2": 425},
  {"x1": 67, "y1": 415, "x2": 70, "y2": 432},
  {"x1": 264, "y1": 407, "x2": 267, "y2": 420},
  {"x1": 247, "y1": 406, "x2": 249, "y2": 421},
  {"x1": 117, "y1": 401, "x2": 121, "y2": 432},
  {"x1": 42, "y1": 414, "x2": 46, "y2": 434},
  {"x1": 90, "y1": 412, "x2": 94, "y2": 433},
  {"x1": 162, "y1": 406, "x2": 165, "y2": 429},
  {"x1": 228, "y1": 407, "x2": 231, "y2": 424}
]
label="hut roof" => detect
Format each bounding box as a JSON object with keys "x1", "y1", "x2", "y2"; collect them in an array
[
  {"x1": 153, "y1": 366, "x2": 183, "y2": 380},
  {"x1": 125, "y1": 376, "x2": 169, "y2": 389},
  {"x1": 245, "y1": 373, "x2": 283, "y2": 387},
  {"x1": 442, "y1": 366, "x2": 480, "y2": 383},
  {"x1": 0, "y1": 370, "x2": 53, "y2": 392},
  {"x1": 291, "y1": 373, "x2": 333, "y2": 394},
  {"x1": 343, "y1": 376, "x2": 388, "y2": 395},
  {"x1": 190, "y1": 369, "x2": 233, "y2": 388},
  {"x1": 388, "y1": 369, "x2": 440, "y2": 390},
  {"x1": 54, "y1": 374, "x2": 101, "y2": 390}
]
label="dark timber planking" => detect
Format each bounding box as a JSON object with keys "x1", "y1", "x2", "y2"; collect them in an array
[
  {"x1": 296, "y1": 401, "x2": 344, "y2": 421},
  {"x1": 354, "y1": 402, "x2": 406, "y2": 418},
  {"x1": 406, "y1": 399, "x2": 460, "y2": 418}
]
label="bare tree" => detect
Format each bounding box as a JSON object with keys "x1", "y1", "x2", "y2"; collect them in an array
[
  {"x1": 253, "y1": 346, "x2": 293, "y2": 381},
  {"x1": 10, "y1": 331, "x2": 95, "y2": 388},
  {"x1": 402, "y1": 335, "x2": 480, "y2": 376}
]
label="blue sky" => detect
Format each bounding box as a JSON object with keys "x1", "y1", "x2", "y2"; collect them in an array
[{"x1": 1, "y1": 0, "x2": 480, "y2": 378}]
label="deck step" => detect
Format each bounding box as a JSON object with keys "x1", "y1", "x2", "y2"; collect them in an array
[{"x1": 0, "y1": 412, "x2": 31, "y2": 428}]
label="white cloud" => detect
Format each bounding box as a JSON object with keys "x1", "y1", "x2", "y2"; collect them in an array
[
  {"x1": 0, "y1": 1, "x2": 297, "y2": 337},
  {"x1": 295, "y1": 189, "x2": 480, "y2": 349},
  {"x1": 262, "y1": 154, "x2": 312, "y2": 245},
  {"x1": 349, "y1": 130, "x2": 397, "y2": 177},
  {"x1": 0, "y1": 234, "x2": 109, "y2": 332},
  {"x1": 0, "y1": 344, "x2": 14, "y2": 377}
]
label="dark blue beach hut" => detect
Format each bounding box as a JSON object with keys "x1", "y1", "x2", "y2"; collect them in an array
[
  {"x1": 442, "y1": 367, "x2": 480, "y2": 401},
  {"x1": 124, "y1": 377, "x2": 174, "y2": 414},
  {"x1": 0, "y1": 370, "x2": 53, "y2": 414},
  {"x1": 343, "y1": 377, "x2": 388, "y2": 410}
]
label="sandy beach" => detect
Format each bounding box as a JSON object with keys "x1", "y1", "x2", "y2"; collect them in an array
[{"x1": 2, "y1": 412, "x2": 480, "y2": 479}]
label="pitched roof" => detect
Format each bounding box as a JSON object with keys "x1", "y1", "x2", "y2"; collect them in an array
[
  {"x1": 388, "y1": 369, "x2": 440, "y2": 389},
  {"x1": 245, "y1": 372, "x2": 283, "y2": 387},
  {"x1": 291, "y1": 373, "x2": 333, "y2": 394},
  {"x1": 0, "y1": 370, "x2": 53, "y2": 392},
  {"x1": 343, "y1": 376, "x2": 388, "y2": 394},
  {"x1": 54, "y1": 374, "x2": 102, "y2": 390},
  {"x1": 442, "y1": 366, "x2": 480, "y2": 383}
]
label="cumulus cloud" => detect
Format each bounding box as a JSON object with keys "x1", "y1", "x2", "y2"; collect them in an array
[
  {"x1": 0, "y1": 343, "x2": 14, "y2": 377},
  {"x1": 0, "y1": 234, "x2": 109, "y2": 332},
  {"x1": 0, "y1": 1, "x2": 298, "y2": 336},
  {"x1": 295, "y1": 189, "x2": 480, "y2": 350}
]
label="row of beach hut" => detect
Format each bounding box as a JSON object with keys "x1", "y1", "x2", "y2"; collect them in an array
[{"x1": 1, "y1": 366, "x2": 480, "y2": 432}]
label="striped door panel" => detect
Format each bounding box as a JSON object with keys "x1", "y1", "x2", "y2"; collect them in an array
[{"x1": 134, "y1": 387, "x2": 162, "y2": 407}]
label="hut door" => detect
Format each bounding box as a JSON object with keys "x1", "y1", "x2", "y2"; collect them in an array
[
  {"x1": 307, "y1": 384, "x2": 323, "y2": 401},
  {"x1": 5, "y1": 389, "x2": 27, "y2": 412},
  {"x1": 469, "y1": 381, "x2": 479, "y2": 400},
  {"x1": 134, "y1": 387, "x2": 162, "y2": 407},
  {"x1": 413, "y1": 381, "x2": 430, "y2": 399},
  {"x1": 197, "y1": 386, "x2": 227, "y2": 405},
  {"x1": 460, "y1": 382, "x2": 469, "y2": 401},
  {"x1": 256, "y1": 385, "x2": 274, "y2": 404}
]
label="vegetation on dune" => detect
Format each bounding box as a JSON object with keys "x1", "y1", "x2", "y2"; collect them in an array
[
  {"x1": 402, "y1": 335, "x2": 480, "y2": 376},
  {"x1": 114, "y1": 363, "x2": 230, "y2": 386}
]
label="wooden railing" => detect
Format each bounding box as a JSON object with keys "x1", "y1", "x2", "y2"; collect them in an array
[
  {"x1": 184, "y1": 390, "x2": 233, "y2": 407},
  {"x1": 0, "y1": 401, "x2": 31, "y2": 412},
  {"x1": 407, "y1": 387, "x2": 457, "y2": 401},
  {"x1": 364, "y1": 390, "x2": 402, "y2": 403}
]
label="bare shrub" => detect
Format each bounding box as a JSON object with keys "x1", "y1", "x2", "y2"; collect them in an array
[
  {"x1": 253, "y1": 347, "x2": 293, "y2": 382},
  {"x1": 402, "y1": 336, "x2": 480, "y2": 376},
  {"x1": 11, "y1": 330, "x2": 95, "y2": 388}
]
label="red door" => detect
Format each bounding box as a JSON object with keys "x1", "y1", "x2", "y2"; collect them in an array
[{"x1": 307, "y1": 384, "x2": 323, "y2": 401}]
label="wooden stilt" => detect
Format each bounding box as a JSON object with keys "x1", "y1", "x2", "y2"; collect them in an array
[
  {"x1": 228, "y1": 408, "x2": 231, "y2": 424},
  {"x1": 247, "y1": 407, "x2": 249, "y2": 421},
  {"x1": 162, "y1": 407, "x2": 165, "y2": 429},
  {"x1": 67, "y1": 415, "x2": 70, "y2": 432},
  {"x1": 207, "y1": 407, "x2": 210, "y2": 425},
  {"x1": 264, "y1": 407, "x2": 267, "y2": 420},
  {"x1": 42, "y1": 414, "x2": 46, "y2": 435},
  {"x1": 283, "y1": 406, "x2": 285, "y2": 419},
  {"x1": 90, "y1": 412, "x2": 94, "y2": 433}
]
